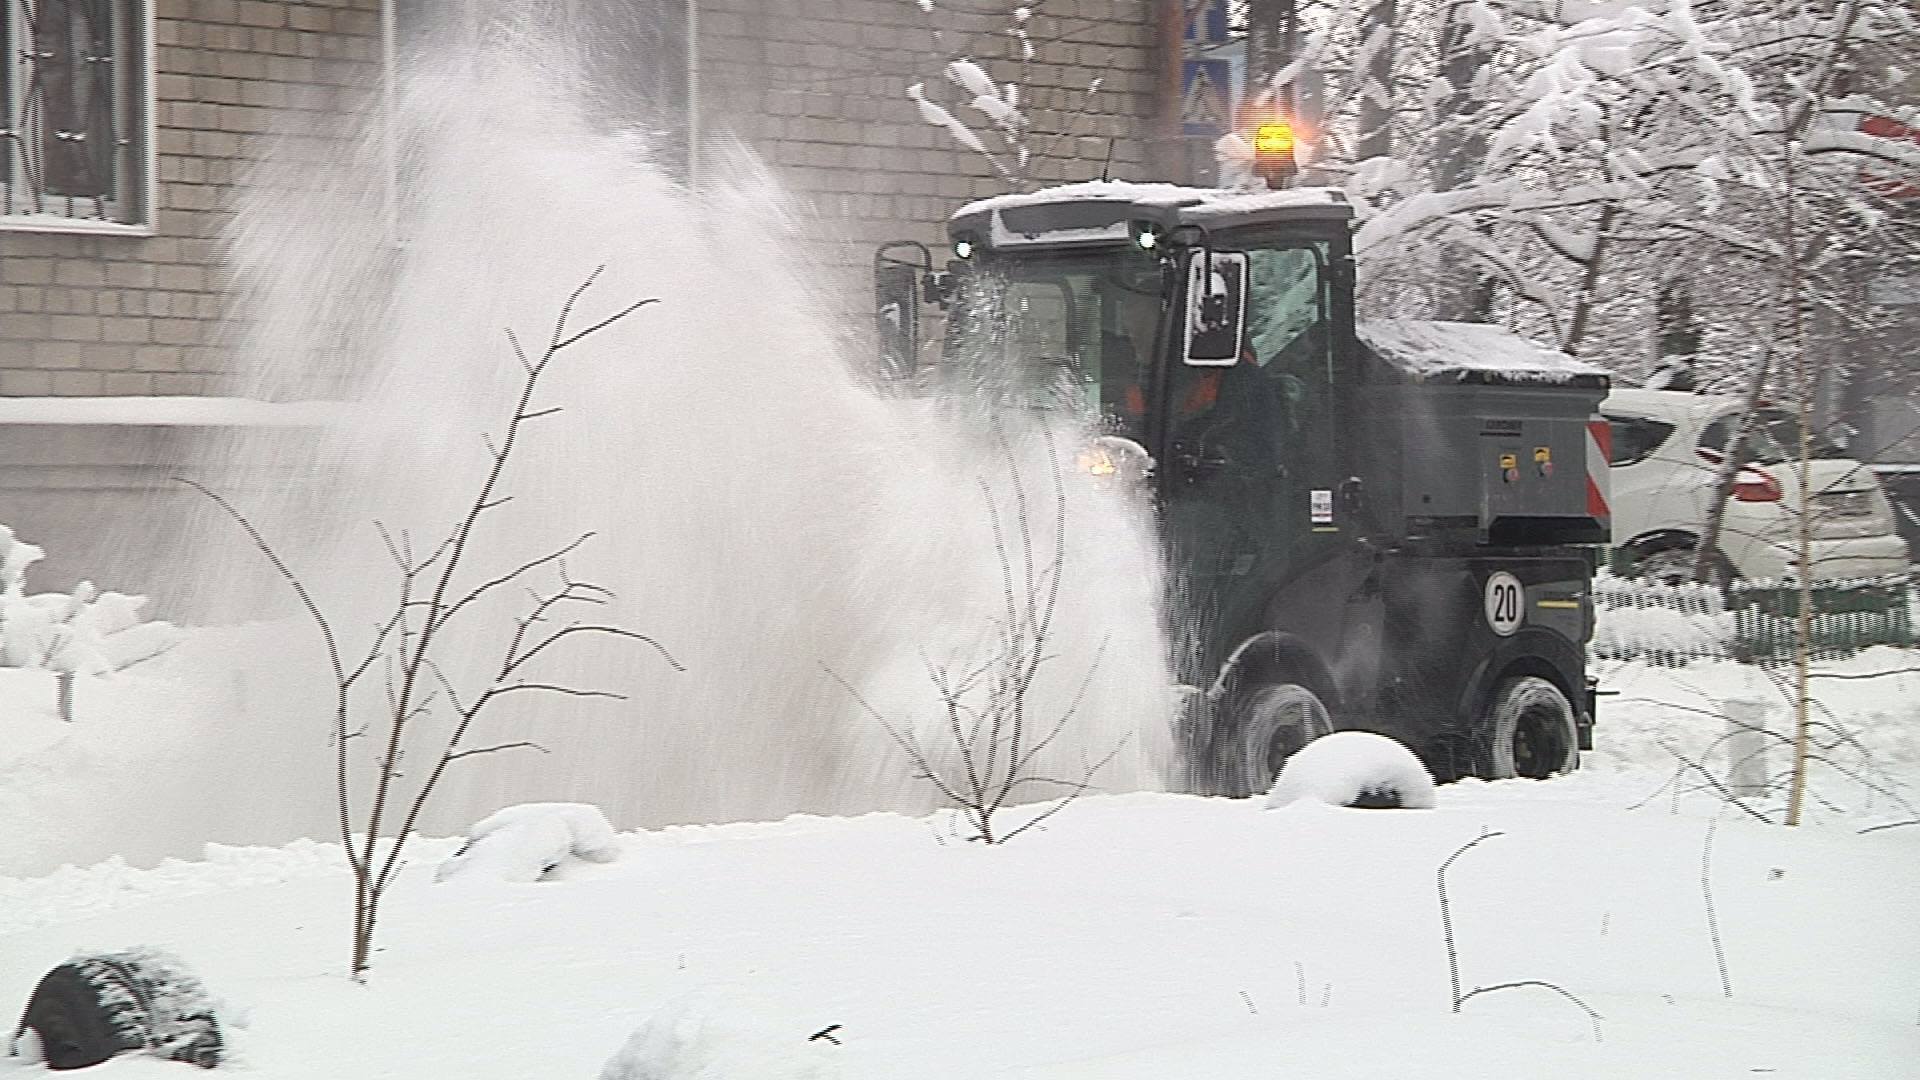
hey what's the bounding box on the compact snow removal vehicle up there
[876,175,1612,796]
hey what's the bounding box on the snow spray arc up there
[191,28,1174,838]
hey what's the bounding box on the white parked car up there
[1602,388,1909,582]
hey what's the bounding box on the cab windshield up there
[947,247,1164,441]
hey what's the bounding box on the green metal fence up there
[1591,571,1919,666]
[1726,577,1919,662]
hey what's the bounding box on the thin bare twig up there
[445,740,550,763]
[1858,819,1920,835]
[1661,744,1776,824]
[1456,981,1604,1042]
[1439,828,1506,1013]
[1703,817,1733,998]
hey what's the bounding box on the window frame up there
[1603,414,1677,467]
[0,0,156,236]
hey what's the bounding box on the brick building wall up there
[0,0,1169,596]
[0,0,1165,398]
[0,0,382,397]
[697,0,1161,286]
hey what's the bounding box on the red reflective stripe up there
[1586,418,1611,520]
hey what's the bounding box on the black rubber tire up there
[1483,676,1580,780]
[1628,538,1734,588]
[1225,683,1333,797]
[13,963,147,1071]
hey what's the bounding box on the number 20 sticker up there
[1484,571,1524,636]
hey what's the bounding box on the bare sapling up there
[186,268,679,980]
[830,426,1123,844]
[1437,829,1603,1041]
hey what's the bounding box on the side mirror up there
[1184,251,1247,367]
[874,241,932,380]
[874,264,919,379]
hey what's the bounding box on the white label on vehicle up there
[1310,489,1333,524]
[1484,571,1524,637]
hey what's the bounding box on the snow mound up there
[1265,731,1437,810]
[0,524,181,676]
[0,840,358,936]
[599,989,842,1080]
[435,802,620,884]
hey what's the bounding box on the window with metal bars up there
[1,0,149,229]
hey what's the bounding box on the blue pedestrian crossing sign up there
[1185,0,1230,44]
[1182,59,1232,138]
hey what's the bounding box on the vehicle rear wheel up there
[1482,676,1579,780]
[1227,683,1333,797]
[1629,538,1734,588]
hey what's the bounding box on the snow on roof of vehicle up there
[955,180,1349,219]
[951,182,1352,247]
[1357,320,1609,386]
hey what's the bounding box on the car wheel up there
[1481,676,1580,780]
[1629,539,1734,587]
[1226,683,1333,797]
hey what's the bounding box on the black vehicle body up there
[880,182,1610,793]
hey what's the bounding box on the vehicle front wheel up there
[1226,683,1333,797]
[1481,676,1580,780]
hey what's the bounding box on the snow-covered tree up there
[901,1,1138,192]
[1261,0,1917,387]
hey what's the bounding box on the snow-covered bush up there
[1265,731,1437,810]
[598,989,841,1080]
[0,524,180,677]
[435,802,621,884]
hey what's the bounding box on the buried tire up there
[11,951,222,1071]
[1482,675,1580,780]
[12,963,147,1070]
[1224,683,1333,797]
[1265,730,1437,809]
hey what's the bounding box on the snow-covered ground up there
[3,638,1917,1077]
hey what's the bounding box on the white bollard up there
[1722,698,1771,800]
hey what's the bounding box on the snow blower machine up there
[875,136,1612,797]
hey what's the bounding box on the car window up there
[1603,415,1675,466]
[1699,415,1792,465]
[1756,408,1847,458]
